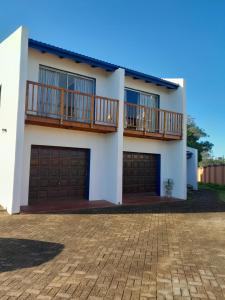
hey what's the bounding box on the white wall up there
[124,137,171,197]
[28,49,119,99]
[0,27,28,213]
[124,78,187,200]
[22,125,114,205]
[125,76,183,113]
[123,138,186,199]
[27,50,126,205]
[167,79,187,199]
[23,126,187,205]
[22,69,125,206]
[187,147,198,190]
[104,68,125,204]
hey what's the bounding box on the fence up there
[198,165,225,185]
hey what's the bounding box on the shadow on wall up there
[0,238,64,272]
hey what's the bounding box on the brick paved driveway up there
[1,189,225,299]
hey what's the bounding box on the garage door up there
[123,152,160,195]
[29,145,90,204]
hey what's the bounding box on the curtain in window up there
[38,67,94,122]
[139,93,159,132]
[139,93,158,108]
[124,89,140,128]
[124,89,159,132]
[38,68,60,117]
[67,75,94,122]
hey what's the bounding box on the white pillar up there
[0,26,28,214]
[104,68,125,204]
[167,78,187,199]
[187,147,198,190]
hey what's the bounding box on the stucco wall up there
[22,125,119,205]
[22,68,126,206]
[0,27,28,213]
[28,49,119,99]
[124,137,186,199]
[187,147,198,190]
[166,79,187,199]
[124,77,187,199]
[125,76,183,113]
[103,68,125,204]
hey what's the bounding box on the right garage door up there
[123,152,160,195]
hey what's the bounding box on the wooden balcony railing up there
[124,102,183,140]
[25,81,119,133]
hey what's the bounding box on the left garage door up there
[28,145,90,204]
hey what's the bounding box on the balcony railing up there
[25,81,119,132]
[124,102,183,140]
[25,82,183,140]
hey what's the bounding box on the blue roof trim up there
[28,39,179,90]
[125,69,178,89]
[28,39,118,72]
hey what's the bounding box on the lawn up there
[199,182,225,203]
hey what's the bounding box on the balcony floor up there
[25,115,117,134]
[124,128,182,141]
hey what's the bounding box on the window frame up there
[124,87,160,108]
[38,65,96,95]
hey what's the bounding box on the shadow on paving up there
[0,238,64,272]
[65,188,225,215]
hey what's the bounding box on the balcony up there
[25,81,119,133]
[124,102,183,140]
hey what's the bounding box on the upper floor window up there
[36,66,97,122]
[124,88,159,109]
[39,66,95,95]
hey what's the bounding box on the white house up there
[0,26,187,214]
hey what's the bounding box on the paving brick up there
[0,189,225,299]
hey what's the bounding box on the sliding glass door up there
[124,88,159,132]
[38,66,95,122]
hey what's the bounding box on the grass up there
[199,182,225,203]
[187,189,195,202]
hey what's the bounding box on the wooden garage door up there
[29,145,90,204]
[123,152,160,195]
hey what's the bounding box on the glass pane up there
[139,93,159,108]
[38,67,95,123]
[125,89,139,104]
[68,75,75,90]
[38,68,60,117]
[58,73,67,89]
[74,76,94,94]
[66,75,94,122]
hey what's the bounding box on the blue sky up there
[1,0,225,157]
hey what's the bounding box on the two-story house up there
[0,27,186,214]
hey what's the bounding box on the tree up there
[200,156,225,167]
[187,116,213,163]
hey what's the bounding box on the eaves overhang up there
[28,39,179,90]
